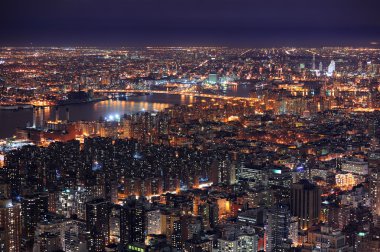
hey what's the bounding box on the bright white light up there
[106,114,121,122]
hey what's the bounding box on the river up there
[0,85,252,138]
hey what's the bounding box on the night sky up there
[1,0,379,47]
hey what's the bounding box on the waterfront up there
[0,94,190,138]
[0,85,252,138]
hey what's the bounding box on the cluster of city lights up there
[105,114,121,122]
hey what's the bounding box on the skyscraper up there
[290,180,321,230]
[268,166,293,202]
[120,198,147,249]
[369,151,380,227]
[171,219,183,250]
[327,60,335,76]
[266,203,291,252]
[147,209,162,235]
[64,219,87,252]
[358,60,363,72]
[0,198,21,252]
[86,198,110,252]
[21,193,49,243]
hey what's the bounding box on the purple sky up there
[0,0,379,47]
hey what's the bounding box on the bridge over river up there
[93,89,255,101]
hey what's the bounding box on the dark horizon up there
[1,0,379,47]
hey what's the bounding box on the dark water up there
[0,85,252,138]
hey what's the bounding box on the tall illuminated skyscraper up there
[0,198,21,252]
[327,60,335,76]
[266,203,291,252]
[147,209,162,235]
[120,198,147,249]
[86,198,110,252]
[21,193,49,243]
[369,151,380,227]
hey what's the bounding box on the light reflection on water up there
[93,100,172,114]
[0,94,194,138]
[0,85,252,138]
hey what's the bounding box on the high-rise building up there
[171,215,202,249]
[209,203,219,229]
[5,146,46,198]
[147,209,162,235]
[369,152,380,227]
[211,154,236,185]
[64,219,87,252]
[109,204,121,243]
[21,193,49,242]
[83,137,114,200]
[289,216,299,246]
[0,198,21,252]
[266,204,291,252]
[198,203,210,230]
[86,198,110,252]
[290,180,321,230]
[120,198,147,249]
[268,166,292,202]
[327,60,335,76]
[161,211,180,242]
[171,219,183,250]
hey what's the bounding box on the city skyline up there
[1,0,380,251]
[0,45,379,251]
